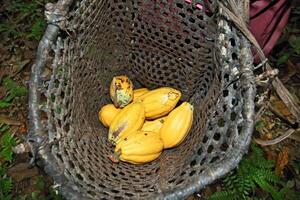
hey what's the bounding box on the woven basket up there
[28,0,255,199]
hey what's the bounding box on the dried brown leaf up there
[275,147,290,176]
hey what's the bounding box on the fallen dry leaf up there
[275,147,290,176]
[0,86,6,99]
[7,162,39,182]
[270,95,293,117]
[0,115,22,126]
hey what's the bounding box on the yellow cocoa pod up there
[110,75,134,108]
[160,102,193,149]
[108,102,145,143]
[133,88,149,101]
[141,117,167,133]
[114,130,163,164]
[98,104,121,127]
[137,87,181,119]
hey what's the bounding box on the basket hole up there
[50,93,55,102]
[226,130,232,138]
[231,98,238,106]
[88,175,95,181]
[176,34,182,39]
[202,135,208,143]
[68,161,75,168]
[224,73,229,81]
[221,143,229,151]
[185,38,191,44]
[232,52,238,60]
[111,189,120,193]
[213,132,221,141]
[168,178,176,183]
[79,165,85,172]
[189,170,196,176]
[190,160,197,167]
[176,179,184,185]
[56,153,63,163]
[87,190,96,196]
[189,17,195,23]
[76,173,84,181]
[197,148,203,155]
[223,90,228,97]
[233,83,238,90]
[141,184,150,189]
[124,193,134,197]
[194,43,200,49]
[210,156,220,163]
[230,38,236,46]
[155,167,160,173]
[179,12,185,18]
[230,112,237,121]
[63,124,70,132]
[223,105,227,112]
[176,3,184,9]
[217,118,225,127]
[200,158,206,165]
[207,145,214,153]
[238,125,242,133]
[109,171,117,177]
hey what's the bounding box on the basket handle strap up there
[27,0,73,164]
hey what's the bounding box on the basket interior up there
[44,0,247,199]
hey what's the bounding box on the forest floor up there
[0,1,299,200]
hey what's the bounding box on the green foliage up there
[288,36,300,55]
[0,77,28,109]
[0,0,54,40]
[209,144,292,200]
[27,19,47,40]
[275,7,300,66]
[0,123,15,200]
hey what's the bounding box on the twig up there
[254,128,298,146]
[255,102,269,122]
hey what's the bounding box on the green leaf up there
[0,176,13,197]
[0,77,28,108]
[3,77,28,97]
[0,125,10,133]
[0,132,16,147]
[0,147,13,162]
[289,36,300,54]
[209,190,237,200]
[28,19,46,40]
[255,120,266,129]
[276,52,290,65]
[0,101,12,109]
[0,132,16,162]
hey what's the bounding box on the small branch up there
[254,128,298,146]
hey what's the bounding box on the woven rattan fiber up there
[28,1,256,199]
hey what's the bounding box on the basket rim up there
[27,1,255,199]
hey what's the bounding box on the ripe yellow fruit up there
[108,102,145,143]
[110,75,134,108]
[133,88,149,101]
[112,130,163,164]
[141,117,167,133]
[137,87,181,119]
[98,104,121,127]
[160,102,193,149]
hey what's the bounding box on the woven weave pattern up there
[28,0,255,199]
